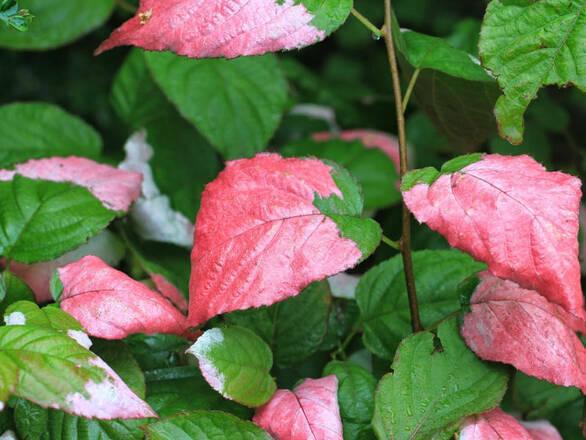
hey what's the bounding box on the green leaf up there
[372,317,509,440]
[0,176,117,263]
[125,333,190,372]
[324,360,377,440]
[512,371,581,419]
[312,160,382,259]
[145,52,288,160]
[395,28,501,150]
[281,138,400,210]
[92,340,146,400]
[110,49,175,130]
[13,398,148,440]
[145,366,251,419]
[298,0,353,35]
[143,411,272,440]
[479,0,586,144]
[0,102,102,168]
[0,272,34,318]
[357,250,485,359]
[0,0,33,31]
[319,298,360,352]
[4,301,83,332]
[225,281,331,367]
[186,327,276,407]
[0,0,114,49]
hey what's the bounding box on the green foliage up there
[0,102,102,168]
[145,52,288,160]
[0,176,117,263]
[372,318,509,440]
[298,0,353,34]
[0,0,32,31]
[0,272,34,317]
[480,0,586,144]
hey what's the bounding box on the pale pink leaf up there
[403,154,583,318]
[95,0,328,59]
[460,408,533,440]
[150,273,188,313]
[7,230,125,303]
[59,256,188,339]
[313,129,402,172]
[461,272,586,393]
[188,153,365,326]
[253,375,343,440]
[521,420,563,440]
[0,157,142,212]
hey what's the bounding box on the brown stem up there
[382,0,423,333]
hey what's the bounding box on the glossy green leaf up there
[319,297,360,352]
[0,0,32,31]
[186,327,276,407]
[324,360,377,440]
[512,371,581,419]
[145,366,251,419]
[480,0,586,144]
[125,333,190,372]
[145,52,288,160]
[372,318,508,440]
[4,301,83,332]
[395,28,501,150]
[0,272,34,318]
[13,398,148,440]
[143,411,272,440]
[0,0,114,49]
[225,281,331,367]
[357,250,485,359]
[281,138,400,210]
[0,176,117,263]
[0,102,102,168]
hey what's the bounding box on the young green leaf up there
[372,317,508,440]
[188,153,381,327]
[0,103,102,169]
[187,327,276,407]
[96,0,352,59]
[58,256,189,340]
[224,280,331,367]
[402,153,583,319]
[253,375,343,440]
[0,177,119,263]
[356,250,485,359]
[462,272,586,394]
[281,137,400,210]
[0,0,114,50]
[143,411,272,440]
[145,52,288,160]
[394,28,501,149]
[0,325,156,419]
[4,301,85,335]
[479,0,586,144]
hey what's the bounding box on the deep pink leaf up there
[521,421,563,440]
[403,154,583,318]
[253,375,343,440]
[462,272,586,393]
[460,408,533,439]
[188,153,362,326]
[96,0,325,59]
[59,256,188,339]
[150,273,188,313]
[0,157,142,212]
[313,129,401,172]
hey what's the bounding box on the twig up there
[401,68,420,113]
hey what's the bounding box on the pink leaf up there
[188,153,363,326]
[460,408,533,439]
[461,272,586,393]
[95,0,326,59]
[150,273,188,313]
[0,157,142,212]
[403,154,583,318]
[521,421,563,440]
[253,376,343,440]
[59,256,188,339]
[313,130,401,172]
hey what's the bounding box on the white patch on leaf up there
[0,401,4,412]
[187,328,226,393]
[0,430,17,440]
[290,104,339,131]
[4,312,25,326]
[67,329,93,350]
[327,272,360,299]
[119,130,194,248]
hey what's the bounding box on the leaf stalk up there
[350,8,383,38]
[382,0,423,333]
